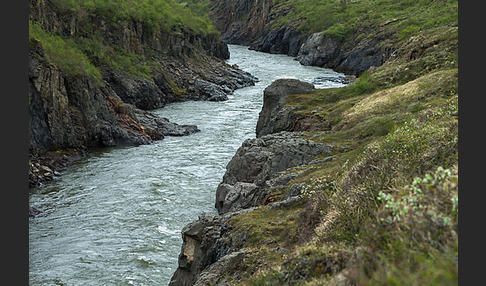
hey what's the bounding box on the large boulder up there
[215,131,333,214]
[296,33,341,67]
[256,79,314,138]
[169,209,253,286]
[103,70,167,110]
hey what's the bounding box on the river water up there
[29,45,346,285]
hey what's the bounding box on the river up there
[29,45,346,285]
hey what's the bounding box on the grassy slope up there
[217,1,458,285]
[50,0,219,35]
[272,0,457,41]
[29,0,219,81]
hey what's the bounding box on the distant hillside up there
[208,0,458,75]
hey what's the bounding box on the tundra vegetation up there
[31,0,458,284]
[29,0,219,81]
[187,0,458,284]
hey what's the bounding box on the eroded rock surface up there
[256,79,314,138]
[169,209,253,286]
[215,131,333,214]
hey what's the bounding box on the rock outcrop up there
[170,79,333,285]
[256,79,314,138]
[28,40,201,187]
[208,0,393,75]
[102,70,168,110]
[249,26,305,57]
[296,32,391,75]
[28,0,257,187]
[215,131,332,214]
[29,40,199,153]
[169,209,253,286]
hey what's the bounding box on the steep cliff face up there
[209,0,305,57]
[29,0,256,108]
[29,40,153,153]
[30,0,230,60]
[28,39,201,186]
[209,0,272,45]
[28,0,257,187]
[210,0,395,75]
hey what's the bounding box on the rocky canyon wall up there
[28,0,257,187]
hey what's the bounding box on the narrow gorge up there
[29,0,458,285]
[28,0,256,188]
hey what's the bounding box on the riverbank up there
[28,0,458,284]
[28,44,345,285]
[168,1,458,283]
[28,0,257,188]
[208,0,457,75]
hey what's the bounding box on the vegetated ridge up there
[208,0,457,75]
[28,0,257,189]
[169,0,458,285]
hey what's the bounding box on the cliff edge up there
[28,0,257,187]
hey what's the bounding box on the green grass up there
[74,36,160,80]
[31,0,225,83]
[30,21,160,80]
[50,0,219,36]
[29,21,101,81]
[238,90,458,284]
[271,0,457,43]
[229,201,304,249]
[219,21,457,284]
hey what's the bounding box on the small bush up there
[353,165,458,285]
[321,23,349,42]
[298,176,337,242]
[349,71,378,95]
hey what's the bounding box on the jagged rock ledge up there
[170,79,332,285]
[28,0,258,190]
[28,40,201,188]
[215,131,332,214]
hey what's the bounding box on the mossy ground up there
[223,20,458,285]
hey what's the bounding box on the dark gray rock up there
[215,131,333,214]
[103,70,167,110]
[256,79,314,138]
[269,196,302,209]
[287,183,306,198]
[193,250,248,286]
[215,182,260,214]
[266,171,302,192]
[169,209,254,286]
[194,79,229,101]
[209,0,272,46]
[29,43,152,153]
[132,109,200,137]
[250,27,304,56]
[297,32,390,75]
[297,33,341,67]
